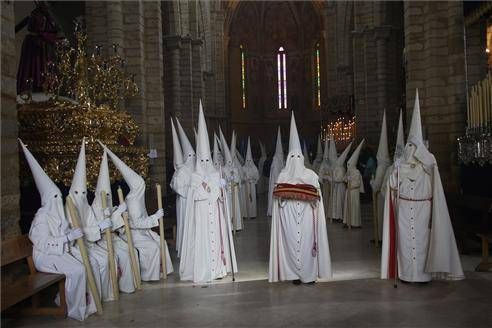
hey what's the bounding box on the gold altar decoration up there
[18,25,148,189]
[321,116,356,143]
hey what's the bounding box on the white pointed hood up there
[376,110,390,165]
[171,118,184,170]
[19,139,62,207]
[328,137,337,164]
[277,112,317,185]
[69,139,91,221]
[314,136,323,163]
[243,137,259,178]
[245,137,253,162]
[20,139,68,232]
[303,141,311,166]
[322,138,329,161]
[347,139,365,169]
[336,141,353,167]
[176,117,195,168]
[260,141,267,159]
[274,127,284,160]
[92,150,112,219]
[213,132,222,169]
[405,89,434,167]
[230,131,237,160]
[195,100,215,175]
[220,128,233,165]
[100,141,148,220]
[394,109,405,161]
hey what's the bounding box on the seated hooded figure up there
[327,141,352,222]
[343,139,365,228]
[174,117,196,256]
[268,112,332,284]
[102,142,173,281]
[242,137,260,218]
[20,139,97,321]
[67,139,114,302]
[219,128,243,231]
[381,90,464,282]
[267,127,285,216]
[91,149,139,294]
[180,102,238,283]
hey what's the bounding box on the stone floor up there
[3,197,491,327]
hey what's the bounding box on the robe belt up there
[390,188,432,202]
[348,186,360,190]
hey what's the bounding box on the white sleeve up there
[29,215,66,256]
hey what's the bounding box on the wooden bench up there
[1,235,67,317]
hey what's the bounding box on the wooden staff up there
[66,196,103,314]
[117,187,141,290]
[101,191,119,300]
[231,182,237,235]
[156,184,167,280]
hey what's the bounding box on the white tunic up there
[328,166,346,220]
[243,163,259,218]
[170,164,192,257]
[29,204,97,321]
[381,162,464,282]
[342,168,364,227]
[269,170,332,283]
[180,171,238,283]
[222,164,243,231]
[267,156,284,216]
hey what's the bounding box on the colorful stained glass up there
[240,45,246,109]
[316,45,321,108]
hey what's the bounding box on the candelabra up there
[457,126,492,166]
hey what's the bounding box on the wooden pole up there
[232,183,237,235]
[101,191,119,300]
[156,184,167,280]
[66,196,103,314]
[117,187,141,290]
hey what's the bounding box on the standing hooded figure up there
[257,141,268,194]
[180,102,238,283]
[21,139,97,321]
[67,139,114,302]
[102,142,173,281]
[267,127,285,216]
[319,137,336,217]
[242,137,260,218]
[343,139,365,228]
[213,133,224,169]
[379,110,405,241]
[175,117,196,254]
[303,141,312,169]
[170,118,193,257]
[92,150,138,294]
[268,113,332,283]
[370,111,390,238]
[312,136,323,172]
[231,131,247,217]
[220,128,243,231]
[381,90,464,282]
[327,141,352,221]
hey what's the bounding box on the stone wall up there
[1,1,20,238]
[404,1,467,192]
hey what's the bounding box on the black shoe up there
[292,279,302,285]
[305,281,315,285]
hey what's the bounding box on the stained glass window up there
[240,45,246,109]
[315,43,321,108]
[277,47,287,109]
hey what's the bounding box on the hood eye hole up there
[75,191,78,194]
[297,155,300,158]
[290,155,294,158]
[54,195,58,198]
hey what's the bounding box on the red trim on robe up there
[388,193,398,279]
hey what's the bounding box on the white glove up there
[103,208,111,217]
[150,208,164,221]
[66,228,84,242]
[394,158,402,169]
[220,178,227,187]
[98,218,113,232]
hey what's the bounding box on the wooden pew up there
[1,235,67,316]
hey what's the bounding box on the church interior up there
[1,1,492,327]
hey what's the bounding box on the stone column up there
[179,36,194,132]
[1,1,20,238]
[192,38,204,114]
